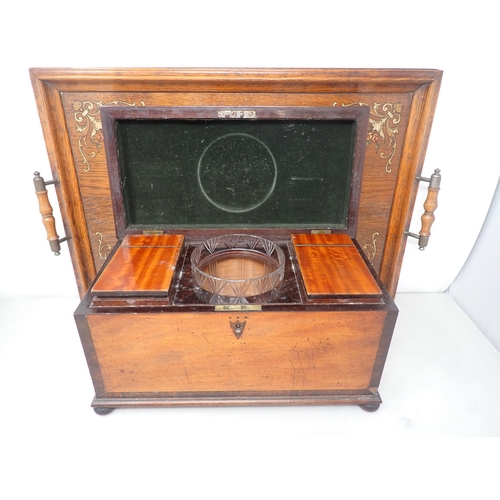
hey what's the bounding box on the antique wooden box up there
[72,104,398,413]
[30,68,442,414]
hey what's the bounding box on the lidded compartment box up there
[75,105,398,412]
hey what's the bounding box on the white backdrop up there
[1,2,499,496]
[1,0,499,298]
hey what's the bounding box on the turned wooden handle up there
[33,171,61,255]
[416,169,441,250]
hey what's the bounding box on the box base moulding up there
[91,393,384,415]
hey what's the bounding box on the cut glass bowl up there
[191,234,285,298]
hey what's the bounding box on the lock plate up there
[229,319,246,339]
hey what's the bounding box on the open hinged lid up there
[101,106,369,240]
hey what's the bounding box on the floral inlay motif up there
[96,232,112,261]
[72,100,145,172]
[333,102,403,173]
[362,232,379,262]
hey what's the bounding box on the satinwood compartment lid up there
[291,233,382,297]
[101,106,369,239]
[91,234,184,296]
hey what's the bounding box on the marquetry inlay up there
[72,100,146,172]
[333,102,403,173]
[362,232,380,262]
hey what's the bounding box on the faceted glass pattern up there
[191,234,285,298]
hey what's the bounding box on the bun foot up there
[93,407,114,416]
[359,404,380,412]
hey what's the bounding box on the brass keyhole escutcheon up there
[229,318,246,339]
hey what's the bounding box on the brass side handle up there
[405,169,441,250]
[33,171,69,255]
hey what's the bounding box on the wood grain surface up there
[91,234,183,295]
[88,310,387,393]
[292,234,381,297]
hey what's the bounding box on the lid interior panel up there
[101,106,369,238]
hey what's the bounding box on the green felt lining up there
[115,118,356,229]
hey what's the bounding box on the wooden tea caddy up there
[30,68,442,414]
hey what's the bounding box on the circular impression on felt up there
[197,133,277,213]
